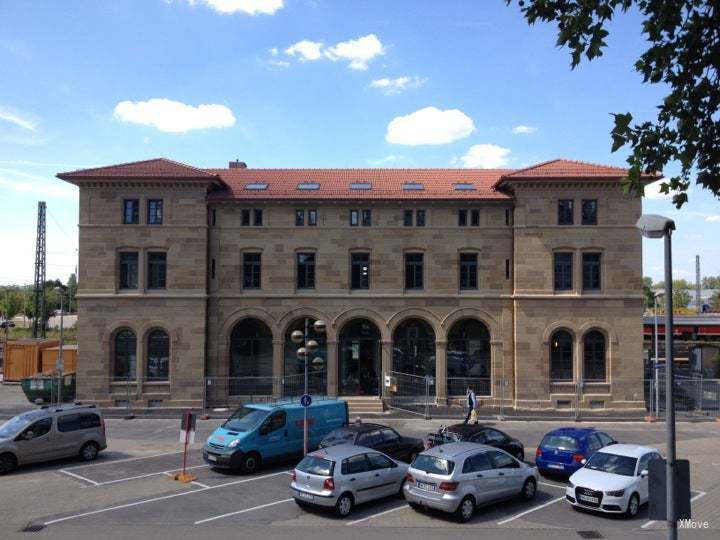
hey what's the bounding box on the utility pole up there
[32,202,47,338]
[695,255,701,314]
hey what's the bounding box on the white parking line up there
[62,450,187,470]
[58,469,101,486]
[346,504,409,525]
[496,496,565,525]
[161,471,210,489]
[194,498,294,525]
[94,464,211,486]
[640,490,706,529]
[43,470,292,526]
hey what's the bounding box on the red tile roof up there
[56,157,650,200]
[57,158,219,181]
[208,168,513,200]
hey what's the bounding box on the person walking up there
[464,386,476,424]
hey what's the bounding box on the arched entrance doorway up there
[229,318,273,395]
[284,317,327,396]
[392,318,436,397]
[447,318,491,396]
[338,319,381,396]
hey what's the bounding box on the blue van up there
[203,399,348,473]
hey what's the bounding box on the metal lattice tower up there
[32,201,47,338]
[695,255,701,314]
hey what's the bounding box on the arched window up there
[338,319,381,396]
[114,329,136,381]
[583,330,606,381]
[284,318,327,395]
[447,318,491,396]
[392,318,436,378]
[229,318,273,395]
[146,330,169,381]
[550,330,573,381]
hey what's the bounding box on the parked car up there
[404,442,538,522]
[291,445,408,517]
[535,427,616,476]
[426,424,525,461]
[319,422,424,463]
[566,444,661,517]
[0,404,106,474]
[203,399,348,473]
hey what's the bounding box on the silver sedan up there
[291,445,409,517]
[404,442,538,522]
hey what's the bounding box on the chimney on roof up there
[229,160,247,169]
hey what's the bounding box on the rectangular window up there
[253,209,263,226]
[241,209,250,226]
[558,199,574,225]
[582,252,601,291]
[147,199,163,225]
[416,209,426,227]
[505,258,510,280]
[123,199,139,225]
[147,252,167,290]
[458,209,467,227]
[403,210,413,227]
[308,209,317,226]
[211,258,216,279]
[582,199,598,225]
[297,252,315,289]
[119,252,138,289]
[405,253,424,290]
[459,253,478,289]
[211,209,217,226]
[350,252,370,290]
[295,209,305,226]
[243,253,262,289]
[350,210,359,227]
[470,209,480,227]
[554,252,573,291]
[361,209,372,227]
[505,208,511,226]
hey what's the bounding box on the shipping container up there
[41,344,78,373]
[2,339,59,382]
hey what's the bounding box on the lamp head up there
[636,214,675,239]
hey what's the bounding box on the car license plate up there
[579,494,599,504]
[206,454,217,462]
[416,481,436,492]
[547,463,564,470]
[297,491,314,502]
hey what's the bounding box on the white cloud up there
[0,168,77,201]
[280,34,385,70]
[0,105,38,131]
[386,106,475,146]
[189,0,283,15]
[706,215,720,223]
[113,98,236,133]
[284,40,324,62]
[460,144,511,168]
[644,178,680,199]
[324,33,384,70]
[369,76,426,95]
[512,125,537,135]
[367,154,405,166]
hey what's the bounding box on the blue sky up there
[0,0,718,285]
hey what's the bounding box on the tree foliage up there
[673,287,692,309]
[701,275,720,289]
[508,0,720,207]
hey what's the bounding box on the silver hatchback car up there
[0,404,107,474]
[404,442,538,522]
[291,445,409,517]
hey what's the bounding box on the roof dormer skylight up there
[244,183,268,190]
[402,182,424,190]
[297,182,320,190]
[350,182,372,190]
[453,183,476,191]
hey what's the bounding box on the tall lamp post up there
[653,292,663,419]
[290,318,326,456]
[54,282,67,406]
[636,214,677,540]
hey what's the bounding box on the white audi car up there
[565,444,662,517]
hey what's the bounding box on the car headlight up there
[228,439,241,448]
[606,489,625,497]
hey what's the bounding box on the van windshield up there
[222,407,268,432]
[0,410,46,438]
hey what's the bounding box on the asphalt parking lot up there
[1,418,718,540]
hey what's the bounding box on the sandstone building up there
[57,158,652,411]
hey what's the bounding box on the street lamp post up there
[637,214,677,540]
[291,319,326,456]
[54,282,67,407]
[653,292,663,419]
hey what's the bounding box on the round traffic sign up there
[300,394,312,408]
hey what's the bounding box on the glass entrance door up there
[338,319,381,396]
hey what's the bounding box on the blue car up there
[203,399,349,473]
[535,427,617,475]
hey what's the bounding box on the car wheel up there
[79,442,99,462]
[0,453,17,475]
[626,493,640,518]
[520,477,537,500]
[335,493,354,517]
[241,452,261,474]
[397,478,407,497]
[454,495,475,523]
